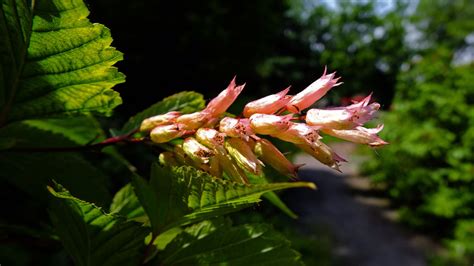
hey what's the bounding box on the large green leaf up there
[132,164,315,235]
[0,0,124,124]
[121,91,205,133]
[48,183,149,266]
[159,219,304,266]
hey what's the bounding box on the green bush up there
[362,48,474,263]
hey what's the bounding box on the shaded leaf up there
[110,183,147,222]
[0,120,110,205]
[160,220,303,266]
[48,183,149,266]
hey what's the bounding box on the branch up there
[1,131,143,153]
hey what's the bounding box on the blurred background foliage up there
[2,0,473,265]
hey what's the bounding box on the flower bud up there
[249,114,293,135]
[176,111,210,130]
[254,138,302,178]
[204,77,245,117]
[140,111,181,132]
[215,148,249,184]
[195,128,226,149]
[272,122,321,144]
[158,152,179,167]
[225,138,263,175]
[322,125,388,147]
[287,68,342,113]
[219,117,254,140]
[208,155,222,179]
[243,87,291,117]
[306,94,380,129]
[297,140,345,172]
[182,137,215,164]
[150,123,186,143]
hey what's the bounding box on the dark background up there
[88,0,409,118]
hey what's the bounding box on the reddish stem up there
[1,130,141,153]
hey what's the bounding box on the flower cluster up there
[140,69,387,183]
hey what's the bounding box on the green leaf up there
[132,164,315,234]
[247,171,300,219]
[48,183,149,266]
[159,220,304,266]
[121,91,205,133]
[110,183,147,222]
[0,0,124,124]
[0,120,111,205]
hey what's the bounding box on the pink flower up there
[254,138,303,178]
[322,125,388,147]
[306,94,380,129]
[297,140,346,172]
[249,114,294,135]
[219,117,254,140]
[204,77,245,117]
[243,87,291,117]
[150,123,187,143]
[287,68,342,113]
[176,111,210,130]
[272,122,321,144]
[140,111,181,132]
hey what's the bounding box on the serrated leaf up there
[110,183,147,222]
[48,183,149,266]
[121,91,205,133]
[159,220,303,266]
[0,0,124,124]
[132,164,315,235]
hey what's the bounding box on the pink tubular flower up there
[297,140,345,172]
[204,77,245,117]
[306,94,380,129]
[219,117,254,140]
[254,138,302,178]
[243,87,291,117]
[322,125,388,147]
[272,122,321,145]
[182,137,215,164]
[286,68,342,113]
[140,111,181,132]
[176,111,210,130]
[249,114,293,135]
[150,123,186,143]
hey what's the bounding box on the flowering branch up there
[144,68,387,179]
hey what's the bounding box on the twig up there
[1,130,142,153]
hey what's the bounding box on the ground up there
[281,143,440,266]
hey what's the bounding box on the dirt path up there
[281,143,436,266]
